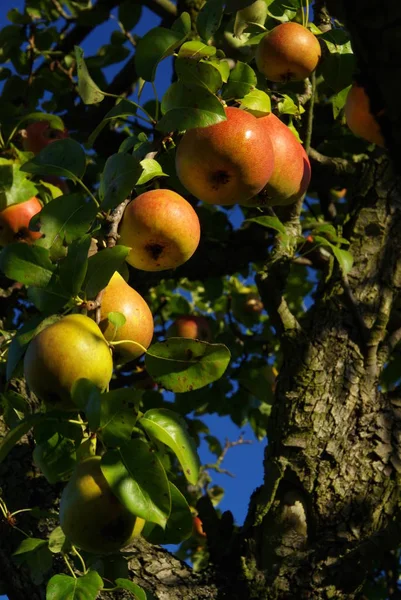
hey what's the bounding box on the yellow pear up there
[60,456,145,554]
[99,271,154,362]
[24,314,113,409]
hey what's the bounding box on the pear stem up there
[63,554,77,578]
[109,339,148,354]
[72,546,88,574]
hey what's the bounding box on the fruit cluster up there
[0,7,387,562]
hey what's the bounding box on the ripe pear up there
[242,114,311,207]
[0,197,42,246]
[60,456,145,554]
[24,314,113,409]
[118,189,200,271]
[175,107,275,206]
[168,315,212,342]
[99,271,154,362]
[256,22,321,82]
[345,83,385,147]
[22,121,68,154]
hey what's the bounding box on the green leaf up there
[13,536,53,585]
[175,57,223,94]
[313,236,353,275]
[0,414,43,464]
[246,215,286,235]
[48,526,71,554]
[157,82,226,132]
[101,439,171,528]
[145,338,231,393]
[97,388,141,447]
[330,245,354,275]
[33,432,77,484]
[115,579,153,600]
[320,51,355,94]
[31,193,97,257]
[135,27,187,82]
[140,408,200,485]
[0,243,54,287]
[196,0,224,42]
[142,481,193,544]
[277,94,304,116]
[240,89,271,116]
[59,235,91,296]
[221,61,257,100]
[27,277,72,314]
[118,2,142,31]
[13,112,66,133]
[13,537,47,556]
[178,41,217,60]
[99,153,142,211]
[46,571,104,600]
[172,11,191,36]
[84,245,131,298]
[107,311,126,329]
[332,85,351,119]
[0,159,38,210]
[75,46,104,105]
[20,139,87,180]
[136,158,168,186]
[6,315,58,380]
[87,98,140,148]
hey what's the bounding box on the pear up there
[24,314,113,409]
[256,22,321,82]
[21,121,68,154]
[168,315,212,342]
[345,83,385,147]
[175,107,275,206]
[60,456,144,554]
[118,189,200,271]
[99,271,154,362]
[0,197,42,246]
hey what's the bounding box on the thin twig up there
[105,198,131,248]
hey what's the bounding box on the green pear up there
[60,456,145,554]
[24,314,113,410]
[99,271,154,362]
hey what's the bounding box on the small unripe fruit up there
[118,190,200,271]
[256,22,321,82]
[345,83,385,147]
[60,457,144,553]
[0,197,42,246]
[176,107,275,206]
[24,314,113,409]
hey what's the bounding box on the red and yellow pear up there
[175,107,275,206]
[118,189,200,271]
[168,315,212,342]
[24,314,113,409]
[21,121,69,154]
[256,22,321,82]
[242,114,311,207]
[60,456,145,554]
[0,196,42,246]
[345,83,385,147]
[99,271,154,362]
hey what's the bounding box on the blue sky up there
[0,1,267,595]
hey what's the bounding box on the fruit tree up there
[0,1,400,599]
